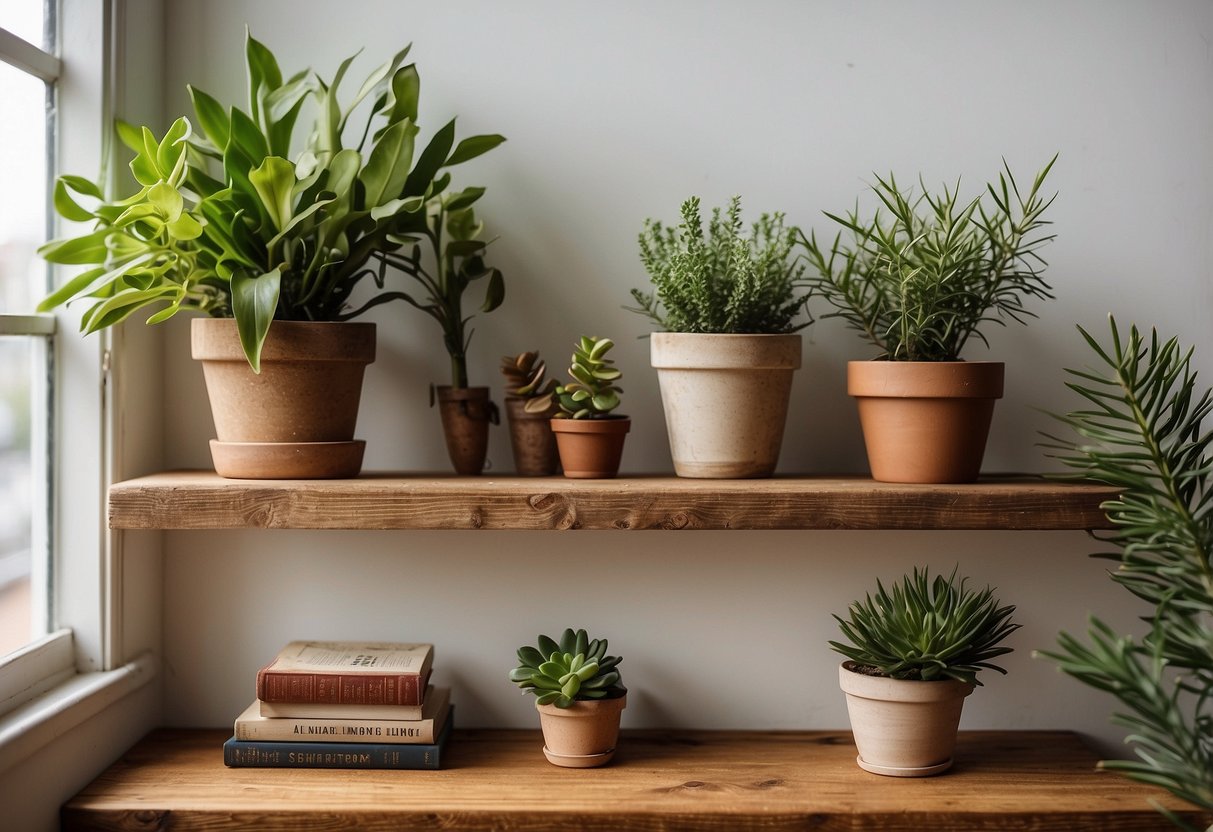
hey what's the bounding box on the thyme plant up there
[1040,318,1213,825]
[830,567,1019,686]
[630,196,808,333]
[799,158,1057,361]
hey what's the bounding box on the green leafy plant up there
[509,628,625,708]
[552,336,623,419]
[1038,318,1213,824]
[799,157,1057,361]
[38,32,505,372]
[630,195,808,333]
[501,350,557,414]
[830,567,1019,685]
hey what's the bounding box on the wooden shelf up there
[62,728,1205,831]
[107,471,1117,531]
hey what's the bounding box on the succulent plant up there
[830,567,1019,686]
[509,628,625,708]
[553,336,623,419]
[500,351,558,414]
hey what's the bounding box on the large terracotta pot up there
[847,361,1004,483]
[550,417,630,479]
[504,397,559,476]
[436,386,496,475]
[191,319,375,479]
[838,662,974,777]
[651,333,801,478]
[536,695,626,768]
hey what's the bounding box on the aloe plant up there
[830,567,1020,685]
[552,336,623,419]
[509,628,625,708]
[38,31,504,372]
[501,351,557,414]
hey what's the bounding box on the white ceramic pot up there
[651,333,801,478]
[838,662,974,777]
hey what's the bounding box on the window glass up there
[0,60,49,315]
[0,337,35,654]
[0,1,47,50]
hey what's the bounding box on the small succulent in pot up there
[553,336,623,419]
[510,627,625,708]
[500,351,558,415]
[830,566,1019,686]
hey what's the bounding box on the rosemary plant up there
[1039,318,1213,824]
[799,158,1057,361]
[830,567,1019,686]
[630,196,808,333]
[509,628,625,708]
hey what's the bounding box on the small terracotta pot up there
[550,417,630,479]
[847,361,1005,483]
[191,318,375,479]
[651,333,801,478]
[536,695,626,768]
[504,398,559,476]
[839,662,974,777]
[436,386,496,475]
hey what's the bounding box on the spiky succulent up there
[830,567,1019,685]
[554,336,623,419]
[509,628,625,708]
[500,351,558,414]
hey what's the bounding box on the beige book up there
[259,684,435,720]
[236,686,451,744]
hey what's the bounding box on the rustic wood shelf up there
[107,471,1117,531]
[62,728,1205,831]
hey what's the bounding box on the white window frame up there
[0,0,154,767]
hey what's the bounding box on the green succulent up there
[553,336,623,419]
[830,567,1019,685]
[501,350,557,414]
[509,628,625,708]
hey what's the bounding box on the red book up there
[256,641,434,706]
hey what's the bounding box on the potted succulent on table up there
[544,336,629,479]
[630,196,808,478]
[499,351,559,476]
[830,567,1019,777]
[509,628,626,768]
[38,32,505,479]
[799,158,1057,483]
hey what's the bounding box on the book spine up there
[223,737,441,769]
[255,669,428,705]
[236,716,440,744]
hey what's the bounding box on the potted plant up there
[37,32,504,478]
[509,628,626,768]
[799,158,1057,483]
[1039,318,1213,822]
[499,351,559,476]
[830,567,1019,777]
[545,336,629,479]
[630,196,808,478]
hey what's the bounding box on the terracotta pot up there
[190,318,375,479]
[536,695,626,767]
[847,361,1005,483]
[436,386,496,475]
[504,398,560,476]
[839,662,974,777]
[550,417,630,479]
[651,333,801,478]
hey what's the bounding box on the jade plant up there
[630,195,808,333]
[549,336,623,419]
[799,157,1057,361]
[38,31,504,371]
[1039,318,1213,822]
[509,628,625,708]
[830,567,1020,686]
[500,350,557,414]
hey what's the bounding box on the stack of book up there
[223,640,452,769]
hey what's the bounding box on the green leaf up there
[444,134,506,166]
[115,120,144,153]
[228,107,270,165]
[245,30,283,122]
[360,118,418,207]
[369,194,425,221]
[53,176,102,222]
[403,118,455,198]
[148,181,184,221]
[380,63,419,126]
[342,45,412,131]
[188,86,231,150]
[445,187,485,212]
[166,213,204,241]
[155,117,191,181]
[249,156,296,232]
[481,269,504,312]
[231,266,284,372]
[37,228,110,265]
[81,285,177,333]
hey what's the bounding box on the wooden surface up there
[62,728,1205,831]
[107,471,1118,530]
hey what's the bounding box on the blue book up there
[223,706,453,769]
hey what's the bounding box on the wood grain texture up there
[61,729,1206,831]
[107,472,1119,531]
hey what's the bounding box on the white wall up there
[151,0,1213,755]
